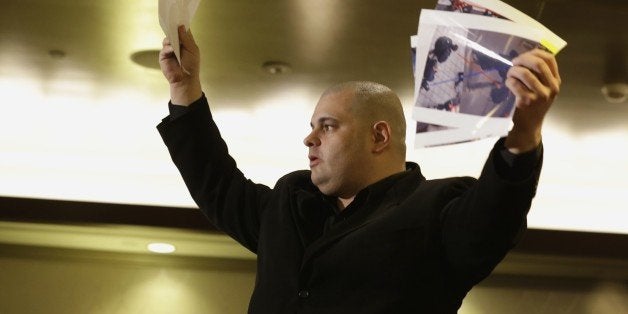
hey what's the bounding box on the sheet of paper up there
[158,0,201,69]
[458,0,566,53]
[411,1,566,148]
[412,10,546,148]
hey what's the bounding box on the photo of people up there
[411,9,548,147]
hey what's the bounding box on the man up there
[421,36,458,91]
[157,26,560,313]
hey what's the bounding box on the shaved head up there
[322,81,407,158]
[306,81,408,203]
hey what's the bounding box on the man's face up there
[303,90,371,197]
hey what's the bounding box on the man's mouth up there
[308,155,320,167]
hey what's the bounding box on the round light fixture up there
[262,61,292,75]
[147,242,176,254]
[601,83,628,103]
[48,49,66,59]
[131,49,161,70]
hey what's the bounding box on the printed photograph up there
[411,9,547,147]
[416,25,539,121]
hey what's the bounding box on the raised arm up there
[440,48,561,287]
[157,26,271,252]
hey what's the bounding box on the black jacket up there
[157,96,542,313]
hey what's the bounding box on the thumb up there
[178,25,196,48]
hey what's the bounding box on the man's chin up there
[310,176,323,188]
[311,176,329,193]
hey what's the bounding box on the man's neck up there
[335,164,406,211]
[336,196,355,211]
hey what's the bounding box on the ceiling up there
[0,0,627,253]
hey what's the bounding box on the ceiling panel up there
[0,0,627,235]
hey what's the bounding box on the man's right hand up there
[159,25,202,106]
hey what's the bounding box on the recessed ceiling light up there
[147,242,176,254]
[48,49,66,59]
[601,83,628,103]
[131,49,161,70]
[262,61,292,75]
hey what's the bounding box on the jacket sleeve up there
[156,95,271,253]
[439,137,543,286]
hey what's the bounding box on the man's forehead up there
[309,88,357,121]
[311,101,351,123]
[321,88,355,101]
[315,90,354,111]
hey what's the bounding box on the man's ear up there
[371,121,392,153]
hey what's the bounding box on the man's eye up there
[323,124,333,131]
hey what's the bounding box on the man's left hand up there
[504,48,561,154]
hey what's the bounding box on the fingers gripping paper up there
[158,0,201,68]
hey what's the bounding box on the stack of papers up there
[411,0,566,148]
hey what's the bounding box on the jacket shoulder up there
[422,176,477,199]
[274,170,316,190]
[426,176,476,187]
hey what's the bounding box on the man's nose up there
[303,131,320,147]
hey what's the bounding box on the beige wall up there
[1,246,626,314]
[0,247,256,314]
[463,275,628,314]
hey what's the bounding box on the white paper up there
[460,0,567,53]
[410,1,567,148]
[158,0,201,68]
[412,10,546,148]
